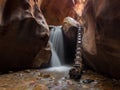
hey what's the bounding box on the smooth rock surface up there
[0,0,51,71]
[62,17,80,63]
[82,0,120,79]
[41,0,85,25]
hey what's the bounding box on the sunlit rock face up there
[83,0,120,79]
[0,0,51,71]
[41,0,85,25]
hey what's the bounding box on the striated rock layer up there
[41,0,85,25]
[82,0,120,79]
[0,0,51,71]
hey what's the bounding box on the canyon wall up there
[82,0,120,79]
[41,0,85,25]
[54,0,120,79]
[0,0,120,79]
[0,0,51,71]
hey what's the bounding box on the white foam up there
[42,66,72,72]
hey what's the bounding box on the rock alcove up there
[0,0,120,89]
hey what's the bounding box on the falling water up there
[49,26,64,67]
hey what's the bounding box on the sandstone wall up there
[82,0,120,79]
[41,0,85,25]
[61,0,120,79]
[0,0,51,71]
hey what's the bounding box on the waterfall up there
[49,26,64,67]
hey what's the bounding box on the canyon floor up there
[0,66,120,90]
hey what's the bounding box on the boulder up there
[62,17,79,63]
[0,0,51,71]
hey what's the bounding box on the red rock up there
[41,0,85,25]
[82,0,120,79]
[0,0,51,71]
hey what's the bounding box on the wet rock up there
[66,80,73,85]
[8,71,14,73]
[42,73,51,78]
[0,69,120,90]
[24,69,31,73]
[69,67,82,80]
[33,84,48,90]
[81,79,94,84]
[49,76,55,80]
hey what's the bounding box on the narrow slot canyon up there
[0,0,120,90]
